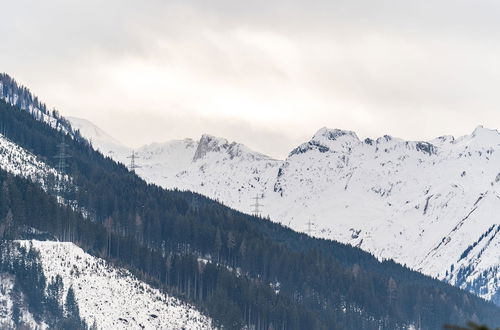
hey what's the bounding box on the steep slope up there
[72,119,500,305]
[264,126,500,304]
[68,117,281,206]
[18,240,214,330]
[0,240,87,330]
[0,73,72,134]
[148,134,281,206]
[67,116,130,159]
[241,127,493,305]
[0,133,64,187]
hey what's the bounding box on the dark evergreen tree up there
[46,274,64,320]
[65,286,79,318]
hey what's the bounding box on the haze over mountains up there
[70,116,500,306]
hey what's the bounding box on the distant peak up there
[193,134,272,162]
[289,127,360,157]
[199,134,229,145]
[469,125,500,142]
[67,116,123,146]
[375,135,394,143]
[193,134,229,161]
[312,127,359,142]
[471,125,499,136]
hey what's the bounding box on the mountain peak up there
[68,116,122,146]
[312,127,359,142]
[471,125,500,138]
[288,127,360,157]
[192,134,273,162]
[458,125,500,147]
[193,134,230,161]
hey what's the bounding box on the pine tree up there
[46,275,64,318]
[65,286,79,318]
[11,300,21,325]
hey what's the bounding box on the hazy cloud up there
[3,1,500,158]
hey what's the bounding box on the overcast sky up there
[3,0,500,158]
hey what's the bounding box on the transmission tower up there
[127,150,141,172]
[54,136,71,173]
[306,220,315,236]
[251,194,263,217]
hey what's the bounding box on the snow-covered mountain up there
[4,73,499,327]
[68,116,129,159]
[68,118,282,205]
[71,118,500,305]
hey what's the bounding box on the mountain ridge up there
[68,116,500,306]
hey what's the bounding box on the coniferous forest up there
[0,241,87,329]
[1,98,500,329]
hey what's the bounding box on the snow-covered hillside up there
[71,117,500,305]
[0,273,47,329]
[0,133,67,189]
[0,74,71,134]
[18,240,214,330]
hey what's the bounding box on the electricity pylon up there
[55,136,71,173]
[127,150,141,172]
[251,194,263,217]
[306,220,315,236]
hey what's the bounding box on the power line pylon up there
[306,220,315,236]
[251,194,263,217]
[127,150,141,172]
[54,136,71,173]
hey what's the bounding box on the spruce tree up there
[65,286,79,319]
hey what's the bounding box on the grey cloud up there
[2,1,500,158]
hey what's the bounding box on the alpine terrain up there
[1,72,500,329]
[72,110,500,307]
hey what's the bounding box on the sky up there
[3,0,500,159]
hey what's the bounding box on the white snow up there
[71,117,500,303]
[1,84,70,135]
[67,116,130,159]
[0,133,67,189]
[18,240,214,330]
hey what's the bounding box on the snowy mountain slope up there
[0,133,67,189]
[67,116,130,159]
[446,224,500,303]
[18,240,214,330]
[262,126,500,304]
[0,74,71,134]
[71,118,500,305]
[67,117,282,205]
[155,134,281,205]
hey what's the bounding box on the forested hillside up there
[1,96,500,329]
[0,241,87,329]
